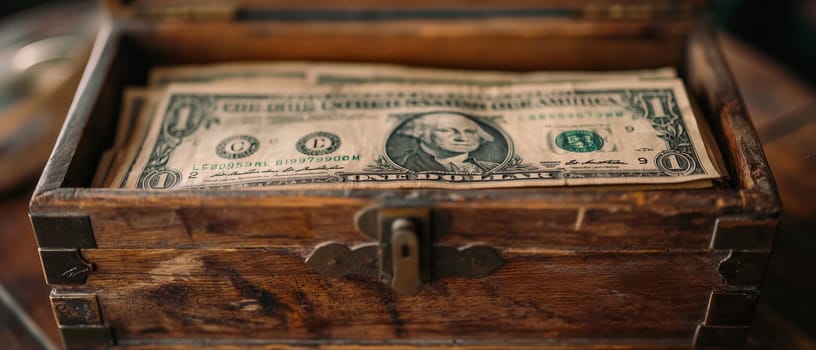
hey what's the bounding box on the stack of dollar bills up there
[93,62,725,190]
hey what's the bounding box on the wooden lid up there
[104,0,707,21]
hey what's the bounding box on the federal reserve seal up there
[297,131,341,156]
[216,135,260,159]
[555,130,604,153]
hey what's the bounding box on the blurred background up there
[0,1,814,349]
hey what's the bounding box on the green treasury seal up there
[555,130,604,153]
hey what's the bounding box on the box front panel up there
[75,248,727,346]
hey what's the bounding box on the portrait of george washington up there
[385,111,510,174]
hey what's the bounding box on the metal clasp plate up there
[306,205,502,296]
[389,218,423,295]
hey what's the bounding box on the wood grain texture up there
[32,25,118,197]
[68,249,728,344]
[80,200,720,249]
[126,19,689,70]
[685,26,779,203]
[29,187,774,250]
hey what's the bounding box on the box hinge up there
[50,290,112,349]
[696,215,776,347]
[693,325,750,348]
[710,216,776,289]
[50,290,103,325]
[40,249,95,285]
[710,216,777,250]
[693,291,759,347]
[703,291,760,326]
[30,213,96,249]
[31,213,97,285]
[718,251,769,287]
[306,204,502,296]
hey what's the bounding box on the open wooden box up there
[30,1,780,349]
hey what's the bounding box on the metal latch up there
[306,206,502,296]
[388,217,423,295]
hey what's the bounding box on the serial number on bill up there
[276,154,361,165]
[191,155,361,170]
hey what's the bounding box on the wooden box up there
[30,1,780,349]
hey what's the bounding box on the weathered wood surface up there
[685,27,778,200]
[78,201,722,249]
[129,20,688,70]
[70,249,727,343]
[29,186,778,249]
[32,24,121,196]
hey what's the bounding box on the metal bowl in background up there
[0,1,99,193]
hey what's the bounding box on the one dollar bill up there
[112,79,720,190]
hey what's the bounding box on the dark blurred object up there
[714,0,816,87]
[0,1,98,193]
[0,0,54,18]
